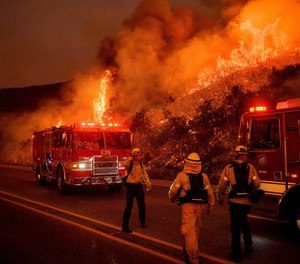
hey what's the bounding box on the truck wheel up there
[57,168,67,195]
[291,204,300,235]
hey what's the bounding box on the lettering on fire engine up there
[101,149,111,155]
[77,141,99,149]
[97,162,114,167]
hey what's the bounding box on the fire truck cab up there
[238,98,300,233]
[32,123,133,195]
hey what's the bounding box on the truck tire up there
[57,167,67,195]
[291,204,300,235]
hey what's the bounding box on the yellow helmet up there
[235,145,248,155]
[131,148,143,156]
[185,152,201,164]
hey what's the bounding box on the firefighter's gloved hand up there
[146,183,152,192]
[228,189,237,199]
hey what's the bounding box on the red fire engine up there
[238,98,300,233]
[32,122,133,195]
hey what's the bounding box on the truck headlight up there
[78,163,86,169]
[72,162,91,169]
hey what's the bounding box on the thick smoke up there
[0,0,299,163]
[0,71,108,163]
[96,0,300,116]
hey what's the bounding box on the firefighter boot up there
[122,227,133,233]
[244,245,253,255]
[227,252,242,263]
[183,246,190,264]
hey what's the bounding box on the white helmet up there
[185,152,201,164]
[131,148,143,156]
[235,145,248,155]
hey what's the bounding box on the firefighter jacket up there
[124,158,151,189]
[217,159,261,205]
[168,170,215,209]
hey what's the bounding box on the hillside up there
[0,83,64,113]
[0,64,300,182]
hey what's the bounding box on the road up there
[0,165,299,264]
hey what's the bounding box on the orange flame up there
[222,19,286,67]
[56,117,62,127]
[197,19,290,90]
[93,70,112,123]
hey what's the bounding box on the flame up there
[223,19,287,67]
[93,70,112,123]
[197,19,290,91]
[56,118,62,127]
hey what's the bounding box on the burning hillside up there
[96,0,299,115]
[0,0,300,179]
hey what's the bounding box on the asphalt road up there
[0,165,299,264]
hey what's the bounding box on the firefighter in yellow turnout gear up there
[122,148,152,233]
[169,153,215,264]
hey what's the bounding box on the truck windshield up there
[249,118,280,149]
[73,132,131,149]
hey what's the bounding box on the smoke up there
[0,70,108,163]
[97,0,300,116]
[101,0,225,115]
[0,0,299,163]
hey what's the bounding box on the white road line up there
[0,190,234,264]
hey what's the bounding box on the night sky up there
[0,0,215,89]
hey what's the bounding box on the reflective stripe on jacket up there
[217,159,261,205]
[168,171,215,208]
[124,158,151,188]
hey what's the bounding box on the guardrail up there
[0,163,32,171]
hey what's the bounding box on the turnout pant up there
[122,183,146,229]
[229,203,252,256]
[181,203,205,264]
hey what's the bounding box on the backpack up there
[123,160,142,186]
[178,172,208,205]
[228,161,264,204]
[228,161,251,199]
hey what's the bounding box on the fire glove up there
[146,183,152,192]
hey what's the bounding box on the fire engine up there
[32,122,133,195]
[238,98,300,233]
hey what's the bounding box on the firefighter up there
[217,145,261,262]
[122,148,152,233]
[168,152,215,264]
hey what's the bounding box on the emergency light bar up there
[101,123,119,127]
[81,122,95,126]
[80,122,120,127]
[249,106,267,112]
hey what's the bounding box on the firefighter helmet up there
[131,148,143,156]
[185,152,201,164]
[235,145,248,155]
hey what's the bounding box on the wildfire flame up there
[221,19,287,68]
[197,19,290,91]
[56,117,62,127]
[93,70,112,123]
